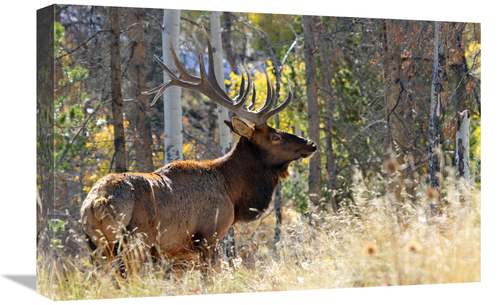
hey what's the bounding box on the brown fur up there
[80,118,316,278]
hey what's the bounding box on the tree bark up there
[427,21,449,214]
[127,8,154,172]
[109,6,127,173]
[272,49,283,245]
[383,20,405,204]
[450,23,469,114]
[318,20,338,212]
[37,6,55,255]
[302,15,322,217]
[162,9,183,164]
[456,110,470,181]
[210,11,232,157]
[273,106,283,244]
[383,20,405,154]
[450,23,469,168]
[222,12,238,74]
[211,11,235,259]
[455,109,471,213]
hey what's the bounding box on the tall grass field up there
[36,169,480,301]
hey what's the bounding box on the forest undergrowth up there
[36,168,480,301]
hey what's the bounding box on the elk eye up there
[272,135,281,141]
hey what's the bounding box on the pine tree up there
[109,6,127,173]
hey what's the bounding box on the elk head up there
[225,117,316,173]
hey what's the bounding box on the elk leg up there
[83,232,113,277]
[195,238,223,282]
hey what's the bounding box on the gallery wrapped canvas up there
[36,3,481,301]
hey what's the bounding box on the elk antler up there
[142,24,293,128]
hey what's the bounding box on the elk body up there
[80,26,316,278]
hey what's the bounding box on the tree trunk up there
[450,22,469,167]
[222,12,238,74]
[210,11,232,156]
[109,7,127,173]
[427,21,449,214]
[456,110,471,213]
[272,58,283,245]
[318,19,338,213]
[127,8,153,172]
[273,107,283,244]
[456,110,470,181]
[450,23,469,114]
[162,9,183,164]
[211,11,235,259]
[383,20,405,154]
[383,19,405,204]
[302,15,322,218]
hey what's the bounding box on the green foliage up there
[60,65,89,85]
[54,22,65,57]
[281,179,309,215]
[247,13,297,54]
[316,25,383,207]
[52,21,91,173]
[49,219,66,248]
[49,219,66,234]
[54,95,93,172]
[50,239,62,248]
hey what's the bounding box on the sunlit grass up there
[37,170,480,300]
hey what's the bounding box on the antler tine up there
[191,31,209,82]
[247,84,257,110]
[261,79,294,123]
[142,54,182,106]
[142,82,165,95]
[199,24,233,102]
[142,38,204,106]
[232,67,247,107]
[247,84,257,111]
[233,65,253,108]
[257,70,276,115]
[170,41,199,84]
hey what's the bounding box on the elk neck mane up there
[215,136,290,222]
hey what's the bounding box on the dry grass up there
[36,171,480,300]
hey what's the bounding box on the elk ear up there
[227,117,254,139]
[224,120,237,134]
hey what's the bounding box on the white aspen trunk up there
[210,11,235,259]
[162,9,183,164]
[456,110,471,215]
[210,11,232,156]
[427,21,448,216]
[456,110,471,181]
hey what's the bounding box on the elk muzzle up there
[300,139,317,159]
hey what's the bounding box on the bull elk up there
[80,25,316,279]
